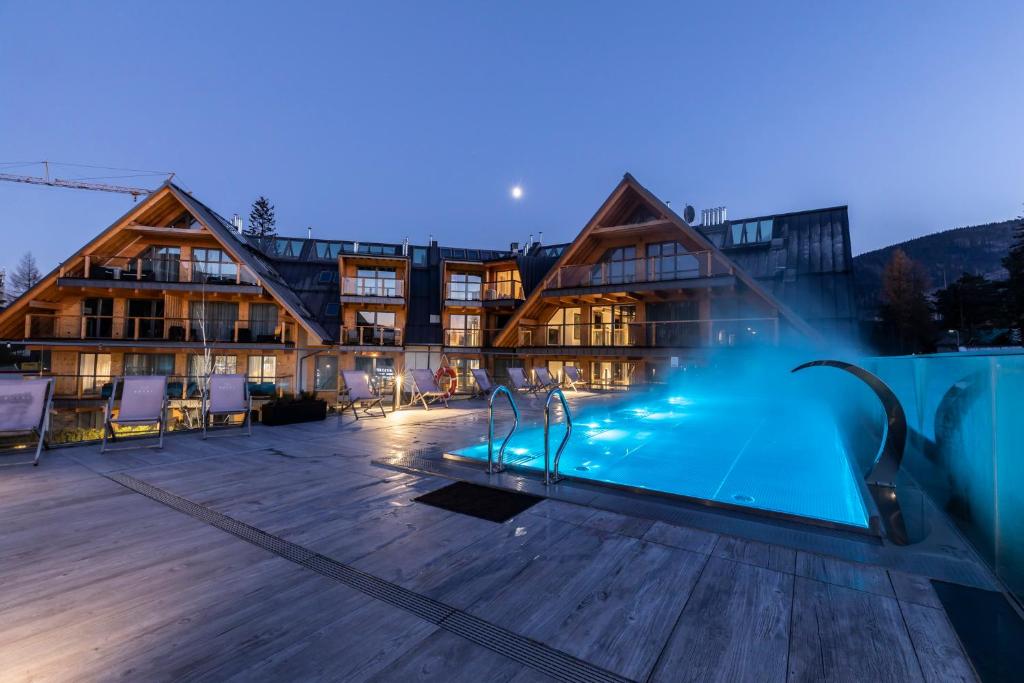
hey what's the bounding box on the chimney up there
[537,231,543,245]
[307,226,312,239]
[232,214,243,233]
[401,237,409,256]
[700,207,728,226]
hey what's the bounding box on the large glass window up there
[191,248,238,283]
[352,311,398,345]
[315,355,337,391]
[355,356,396,391]
[355,267,398,296]
[272,239,304,258]
[447,314,481,346]
[248,303,278,341]
[449,357,480,391]
[412,247,428,267]
[247,355,277,383]
[645,242,699,280]
[146,246,180,282]
[125,299,164,340]
[486,269,522,300]
[82,298,114,338]
[593,247,636,285]
[78,353,111,396]
[590,305,636,346]
[447,272,482,300]
[314,241,342,260]
[730,219,773,245]
[544,308,581,346]
[123,353,175,376]
[189,301,239,342]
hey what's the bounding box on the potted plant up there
[260,391,327,426]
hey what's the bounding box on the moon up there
[510,185,524,200]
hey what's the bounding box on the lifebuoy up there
[435,366,458,398]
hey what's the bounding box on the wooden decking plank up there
[898,602,977,682]
[795,551,896,598]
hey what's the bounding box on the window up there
[645,242,699,280]
[593,246,636,285]
[272,239,304,258]
[146,246,180,282]
[544,308,581,346]
[190,301,239,342]
[355,267,398,296]
[447,272,482,300]
[188,354,237,396]
[355,356,396,391]
[324,302,340,317]
[191,248,238,282]
[486,269,522,300]
[318,270,333,283]
[314,242,342,260]
[315,355,337,391]
[82,298,114,338]
[590,305,636,346]
[78,353,111,396]
[247,355,277,383]
[352,311,398,345]
[125,299,164,340]
[729,219,773,245]
[412,247,428,266]
[447,314,481,346]
[449,357,480,392]
[247,303,278,341]
[356,311,396,327]
[124,353,175,376]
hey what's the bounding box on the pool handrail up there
[792,359,910,545]
[487,384,520,474]
[543,387,573,485]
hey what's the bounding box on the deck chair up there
[0,378,54,466]
[202,374,252,439]
[339,370,386,420]
[507,367,540,395]
[101,376,168,453]
[534,367,559,392]
[470,368,496,399]
[563,365,588,392]
[408,369,449,410]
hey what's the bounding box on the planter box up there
[260,400,327,426]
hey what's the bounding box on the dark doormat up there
[413,481,544,523]
[932,580,1024,682]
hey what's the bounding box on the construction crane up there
[0,161,173,200]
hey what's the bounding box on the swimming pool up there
[449,390,872,529]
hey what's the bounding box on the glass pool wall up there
[865,350,1024,602]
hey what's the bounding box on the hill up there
[853,219,1019,315]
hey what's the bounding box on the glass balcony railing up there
[515,318,779,348]
[551,252,727,289]
[24,314,296,344]
[341,325,403,347]
[60,256,260,286]
[444,328,484,347]
[341,277,403,298]
[445,282,483,302]
[482,281,524,301]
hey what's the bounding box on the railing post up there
[84,255,91,278]
[543,387,573,485]
[136,258,142,280]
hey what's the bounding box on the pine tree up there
[0,268,7,307]
[1002,210,1024,329]
[879,249,933,353]
[245,196,277,237]
[10,252,41,295]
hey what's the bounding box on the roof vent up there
[701,207,728,226]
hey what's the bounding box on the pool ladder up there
[486,385,574,485]
[487,385,519,474]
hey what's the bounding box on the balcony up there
[340,277,404,303]
[24,314,296,346]
[443,328,483,348]
[547,252,732,296]
[341,325,403,348]
[444,282,483,306]
[58,256,262,293]
[515,318,779,350]
[482,281,524,304]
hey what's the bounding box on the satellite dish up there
[683,205,696,223]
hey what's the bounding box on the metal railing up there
[552,251,727,289]
[443,328,483,347]
[516,318,780,348]
[24,314,295,344]
[60,256,260,286]
[543,387,573,485]
[341,277,403,298]
[487,385,520,474]
[444,282,483,301]
[341,325,403,347]
[482,281,524,301]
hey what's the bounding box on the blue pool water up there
[451,391,871,528]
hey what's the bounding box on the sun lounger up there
[202,374,252,438]
[101,375,168,453]
[339,370,386,420]
[563,365,588,392]
[507,367,540,394]
[0,378,53,465]
[409,369,449,410]
[470,368,496,399]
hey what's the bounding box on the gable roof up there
[492,173,823,347]
[0,181,331,344]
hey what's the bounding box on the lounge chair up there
[470,368,496,399]
[408,369,449,410]
[507,367,540,394]
[101,376,168,453]
[534,367,559,392]
[339,370,386,420]
[0,378,54,466]
[202,374,252,438]
[563,365,588,392]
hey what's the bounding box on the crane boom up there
[0,172,154,198]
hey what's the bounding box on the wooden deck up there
[0,401,983,681]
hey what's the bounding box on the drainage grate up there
[107,473,631,683]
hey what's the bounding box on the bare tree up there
[10,252,41,295]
